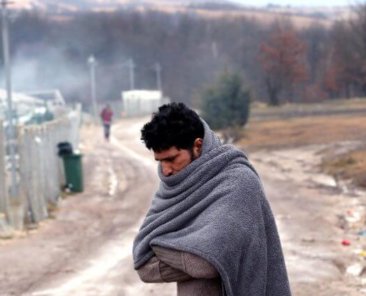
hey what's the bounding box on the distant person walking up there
[100,104,113,141]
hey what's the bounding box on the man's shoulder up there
[223,162,261,189]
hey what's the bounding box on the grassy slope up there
[238,99,366,188]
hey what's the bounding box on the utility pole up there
[211,41,218,59]
[154,62,162,94]
[128,58,135,90]
[1,0,17,199]
[87,55,98,119]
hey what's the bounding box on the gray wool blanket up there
[133,122,291,296]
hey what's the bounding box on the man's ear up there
[193,138,203,158]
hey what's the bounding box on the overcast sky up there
[232,0,355,7]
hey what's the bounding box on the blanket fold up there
[133,122,291,296]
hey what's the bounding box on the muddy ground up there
[0,117,366,296]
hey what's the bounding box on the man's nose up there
[161,162,173,176]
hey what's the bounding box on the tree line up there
[1,5,366,107]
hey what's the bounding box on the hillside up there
[154,5,351,28]
[13,0,352,27]
[13,0,237,11]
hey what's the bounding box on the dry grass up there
[321,149,366,188]
[239,115,366,151]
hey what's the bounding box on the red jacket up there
[101,108,113,124]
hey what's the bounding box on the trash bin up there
[57,142,83,193]
[57,142,73,156]
[62,153,84,193]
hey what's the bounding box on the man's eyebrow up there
[155,155,176,161]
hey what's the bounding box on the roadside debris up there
[346,263,364,276]
[342,239,351,246]
[358,230,366,237]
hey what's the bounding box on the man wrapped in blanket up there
[133,102,291,296]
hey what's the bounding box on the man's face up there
[154,138,202,177]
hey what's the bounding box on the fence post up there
[5,124,24,230]
[19,127,45,224]
[32,127,48,221]
[43,122,58,205]
[0,120,9,218]
[49,121,63,198]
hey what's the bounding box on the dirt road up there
[0,118,365,295]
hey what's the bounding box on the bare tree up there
[259,21,308,105]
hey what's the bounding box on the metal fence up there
[0,108,81,233]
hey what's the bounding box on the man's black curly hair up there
[141,102,204,152]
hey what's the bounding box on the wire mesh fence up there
[0,107,81,234]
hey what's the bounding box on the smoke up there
[0,44,90,104]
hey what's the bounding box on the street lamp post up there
[87,55,98,119]
[128,58,135,90]
[154,63,162,94]
[1,0,17,199]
